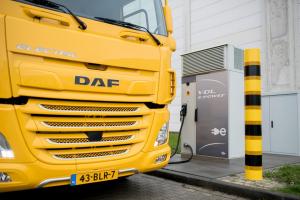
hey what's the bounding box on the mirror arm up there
[164,6,173,34]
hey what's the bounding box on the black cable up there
[169,144,193,164]
[168,104,194,164]
[170,115,185,158]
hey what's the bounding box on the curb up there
[147,169,300,200]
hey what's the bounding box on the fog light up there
[154,123,169,147]
[0,132,14,159]
[155,154,167,163]
[0,172,12,182]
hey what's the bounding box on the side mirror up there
[164,6,173,34]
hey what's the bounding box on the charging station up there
[180,44,245,159]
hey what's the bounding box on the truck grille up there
[17,99,151,164]
[48,135,133,144]
[40,104,139,112]
[54,149,128,160]
[42,121,136,128]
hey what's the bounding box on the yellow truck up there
[0,0,176,192]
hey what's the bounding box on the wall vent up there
[182,44,243,77]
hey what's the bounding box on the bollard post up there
[244,49,262,181]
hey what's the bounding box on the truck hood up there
[5,5,164,103]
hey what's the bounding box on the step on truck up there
[0,0,176,192]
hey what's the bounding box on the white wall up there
[189,0,266,89]
[168,0,264,131]
[168,0,185,131]
[296,0,300,89]
[190,0,264,50]
[168,0,300,131]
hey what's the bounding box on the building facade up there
[168,0,300,155]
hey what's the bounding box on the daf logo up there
[75,76,119,87]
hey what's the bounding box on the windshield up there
[39,0,167,36]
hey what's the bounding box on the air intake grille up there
[19,99,148,164]
[40,104,139,112]
[54,149,128,159]
[182,45,225,77]
[48,135,133,144]
[42,121,136,128]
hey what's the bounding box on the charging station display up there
[196,71,228,158]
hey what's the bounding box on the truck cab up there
[0,0,176,192]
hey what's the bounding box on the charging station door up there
[196,71,229,158]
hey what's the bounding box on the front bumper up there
[0,145,170,192]
[0,102,171,192]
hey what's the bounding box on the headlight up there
[154,123,169,147]
[0,133,14,159]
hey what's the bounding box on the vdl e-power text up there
[0,0,176,192]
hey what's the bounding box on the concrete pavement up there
[148,153,300,200]
[166,153,300,179]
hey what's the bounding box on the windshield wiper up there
[22,0,87,30]
[95,17,161,46]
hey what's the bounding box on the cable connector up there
[180,104,187,120]
[169,143,193,164]
[183,143,189,148]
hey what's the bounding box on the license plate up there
[71,170,118,186]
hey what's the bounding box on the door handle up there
[271,120,274,128]
[194,108,198,122]
[23,7,70,26]
[119,31,150,42]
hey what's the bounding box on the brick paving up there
[0,174,248,200]
[218,173,285,190]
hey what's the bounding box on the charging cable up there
[168,104,194,164]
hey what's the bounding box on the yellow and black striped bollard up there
[244,49,262,180]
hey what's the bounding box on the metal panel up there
[234,47,244,70]
[181,82,197,154]
[262,96,271,152]
[270,94,298,155]
[182,45,225,76]
[196,71,228,158]
[228,70,244,158]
